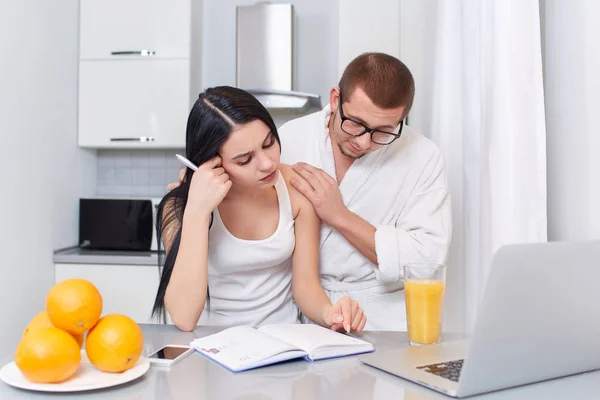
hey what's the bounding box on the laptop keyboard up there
[417,359,464,382]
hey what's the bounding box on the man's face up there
[329,87,405,159]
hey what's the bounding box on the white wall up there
[0,0,96,355]
[542,0,600,241]
[398,0,437,134]
[337,0,433,133]
[338,0,401,77]
[201,0,338,103]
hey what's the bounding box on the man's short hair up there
[338,52,415,118]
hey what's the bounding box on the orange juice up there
[405,279,445,345]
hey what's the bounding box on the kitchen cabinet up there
[77,0,194,148]
[78,60,189,148]
[54,263,162,324]
[79,0,191,60]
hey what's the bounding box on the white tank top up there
[198,171,299,327]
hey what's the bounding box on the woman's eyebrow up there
[262,130,272,143]
[232,131,273,160]
[232,150,252,160]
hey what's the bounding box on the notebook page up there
[257,324,373,358]
[190,326,304,371]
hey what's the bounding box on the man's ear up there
[329,87,340,114]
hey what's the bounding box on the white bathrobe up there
[278,106,452,331]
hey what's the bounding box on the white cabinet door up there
[78,60,189,148]
[80,0,191,60]
[54,263,161,324]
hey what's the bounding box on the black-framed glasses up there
[338,94,404,145]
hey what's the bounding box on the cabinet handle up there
[110,137,155,142]
[110,50,156,56]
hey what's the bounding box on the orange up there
[46,279,102,335]
[15,327,81,383]
[86,314,144,373]
[23,311,85,348]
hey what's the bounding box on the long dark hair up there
[151,86,281,322]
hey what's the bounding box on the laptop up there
[359,240,600,398]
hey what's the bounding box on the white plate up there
[0,351,150,393]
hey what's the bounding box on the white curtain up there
[413,0,548,331]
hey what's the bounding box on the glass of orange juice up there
[404,263,446,346]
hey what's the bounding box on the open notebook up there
[190,324,375,372]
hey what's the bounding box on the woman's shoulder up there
[279,163,297,182]
[279,164,310,218]
[279,163,304,194]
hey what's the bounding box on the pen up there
[175,154,198,172]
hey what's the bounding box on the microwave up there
[79,198,162,251]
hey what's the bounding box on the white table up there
[1,324,599,399]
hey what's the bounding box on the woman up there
[152,86,366,332]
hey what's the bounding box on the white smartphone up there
[147,344,195,367]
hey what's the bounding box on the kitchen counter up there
[53,247,162,266]
[2,325,599,399]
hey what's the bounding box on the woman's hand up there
[187,156,232,216]
[323,296,367,333]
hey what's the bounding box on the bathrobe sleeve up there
[373,150,452,283]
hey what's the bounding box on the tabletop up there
[1,324,599,400]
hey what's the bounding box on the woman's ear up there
[219,155,231,174]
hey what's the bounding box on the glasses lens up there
[341,119,366,135]
[372,131,396,144]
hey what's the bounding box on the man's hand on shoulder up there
[167,168,186,191]
[290,162,349,227]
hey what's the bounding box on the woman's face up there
[219,119,281,189]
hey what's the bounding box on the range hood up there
[236,3,322,113]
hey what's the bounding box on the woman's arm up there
[283,166,366,332]
[290,186,336,325]
[163,156,232,331]
[163,208,211,331]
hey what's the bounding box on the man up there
[171,53,452,330]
